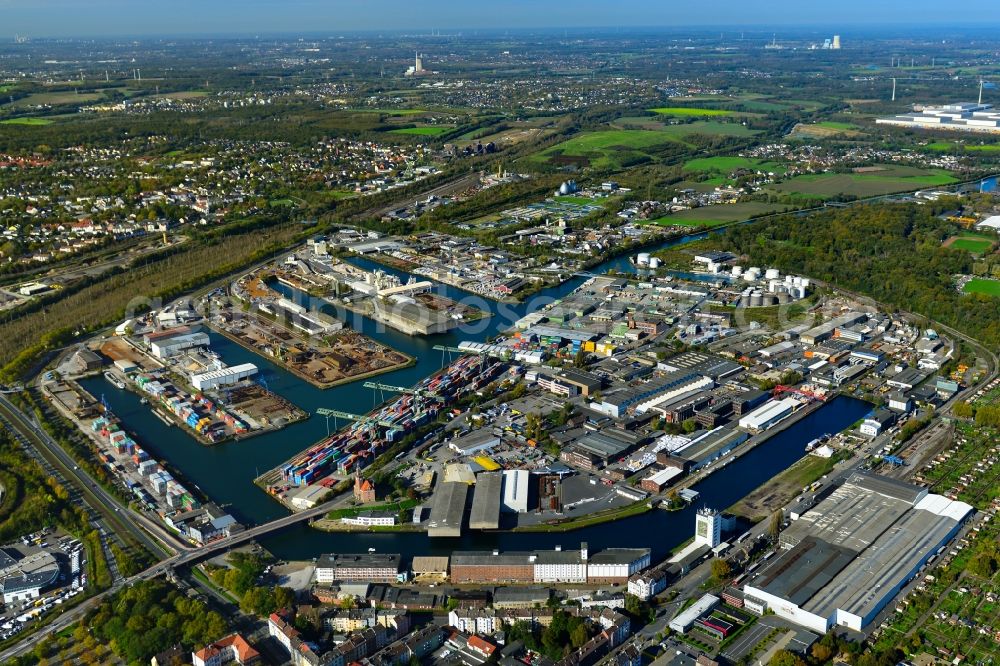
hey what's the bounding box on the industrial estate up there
[1,11,1000,666]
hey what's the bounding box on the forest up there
[719,203,1000,347]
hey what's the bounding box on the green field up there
[964,278,1000,297]
[530,129,684,169]
[736,99,788,112]
[949,234,995,254]
[771,166,958,199]
[531,122,757,170]
[649,107,733,117]
[927,141,1000,153]
[683,156,784,174]
[355,108,427,116]
[815,121,861,130]
[388,126,450,136]
[649,202,792,227]
[783,99,827,111]
[6,91,102,107]
[0,117,54,126]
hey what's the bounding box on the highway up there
[0,394,176,559]
[0,390,340,661]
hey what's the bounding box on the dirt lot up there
[99,337,160,370]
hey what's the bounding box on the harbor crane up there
[432,344,511,368]
[315,408,402,436]
[362,381,442,400]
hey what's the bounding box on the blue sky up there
[3,0,999,38]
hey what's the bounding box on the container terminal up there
[257,352,508,511]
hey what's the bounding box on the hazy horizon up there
[3,0,1000,39]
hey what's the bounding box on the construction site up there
[264,243,490,336]
[210,272,413,388]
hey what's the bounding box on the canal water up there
[80,230,872,561]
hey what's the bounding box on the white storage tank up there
[765,268,781,280]
[732,265,743,278]
[637,252,651,266]
[649,257,661,269]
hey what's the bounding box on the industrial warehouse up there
[742,473,972,633]
[450,544,650,585]
[876,101,1000,134]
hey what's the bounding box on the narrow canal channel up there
[80,231,873,561]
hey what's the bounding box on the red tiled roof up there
[468,635,496,656]
[193,633,260,663]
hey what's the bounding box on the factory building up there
[451,551,535,584]
[659,351,744,381]
[469,472,502,530]
[738,397,801,432]
[314,553,403,584]
[877,102,1000,134]
[860,409,896,438]
[450,545,649,585]
[533,545,589,584]
[587,548,652,584]
[428,481,469,537]
[543,368,603,397]
[560,428,643,471]
[678,427,749,471]
[501,470,531,513]
[597,370,713,418]
[149,331,211,360]
[743,473,972,633]
[799,312,868,345]
[190,362,258,391]
[640,466,684,493]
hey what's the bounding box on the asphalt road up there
[0,394,173,558]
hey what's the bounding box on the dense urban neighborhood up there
[0,7,1000,666]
